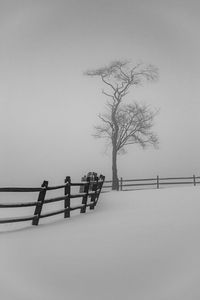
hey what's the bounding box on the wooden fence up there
[103,175,200,191]
[0,175,105,226]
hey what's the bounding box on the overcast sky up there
[0,0,200,185]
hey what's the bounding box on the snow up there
[1,186,200,300]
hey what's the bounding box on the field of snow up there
[1,186,200,300]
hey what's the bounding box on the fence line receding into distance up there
[103,175,200,191]
[0,175,105,226]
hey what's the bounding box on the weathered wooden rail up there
[0,174,105,226]
[103,175,200,191]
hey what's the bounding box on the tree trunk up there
[112,144,119,190]
[111,102,120,190]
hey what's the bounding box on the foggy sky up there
[0,0,200,185]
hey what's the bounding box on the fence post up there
[89,176,98,210]
[193,174,196,186]
[120,177,123,191]
[96,175,105,204]
[156,175,159,189]
[80,177,90,213]
[64,176,71,218]
[32,180,48,226]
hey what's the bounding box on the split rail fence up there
[0,175,105,226]
[103,175,200,191]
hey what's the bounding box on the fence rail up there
[103,175,200,191]
[0,174,105,226]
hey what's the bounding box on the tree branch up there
[101,75,116,91]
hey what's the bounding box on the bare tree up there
[85,60,159,190]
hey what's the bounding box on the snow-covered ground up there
[1,186,200,300]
